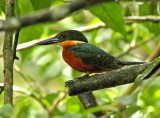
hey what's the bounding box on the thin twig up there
[14,65,38,91]
[14,64,67,118]
[16,89,49,113]
[0,86,4,94]
[75,16,160,32]
[48,92,67,118]
[30,94,49,111]
[14,65,46,98]
[0,25,154,59]
[117,38,154,58]
[16,90,49,115]
[75,22,106,32]
[130,24,138,47]
[16,90,67,118]
[106,68,160,118]
[124,16,160,23]
[13,29,20,60]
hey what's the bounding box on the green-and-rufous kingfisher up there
[35,30,144,76]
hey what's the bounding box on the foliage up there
[89,2,125,35]
[0,0,160,118]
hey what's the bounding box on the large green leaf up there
[30,0,52,10]
[135,56,160,85]
[0,0,5,14]
[124,106,141,118]
[66,97,81,113]
[16,0,34,16]
[89,2,125,35]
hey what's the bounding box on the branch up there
[121,40,160,97]
[13,65,45,95]
[76,16,160,32]
[48,92,67,118]
[77,92,106,117]
[65,63,152,96]
[30,94,49,111]
[75,22,106,32]
[0,14,159,32]
[3,0,15,105]
[0,20,155,59]
[0,0,110,31]
[117,38,154,58]
[107,42,160,116]
[124,16,160,23]
[0,15,158,59]
[13,29,20,60]
[0,0,157,31]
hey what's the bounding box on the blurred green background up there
[0,0,160,118]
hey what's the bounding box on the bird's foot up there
[74,72,90,79]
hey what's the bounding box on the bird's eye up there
[61,34,66,38]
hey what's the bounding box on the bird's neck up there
[60,40,85,47]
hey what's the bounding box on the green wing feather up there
[67,43,120,70]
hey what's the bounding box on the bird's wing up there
[67,43,120,70]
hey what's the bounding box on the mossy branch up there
[3,0,15,104]
[65,62,158,96]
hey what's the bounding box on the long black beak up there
[35,37,60,45]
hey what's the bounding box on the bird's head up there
[35,30,88,47]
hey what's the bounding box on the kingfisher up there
[35,30,144,77]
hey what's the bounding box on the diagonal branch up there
[13,29,20,60]
[0,0,152,31]
[65,62,159,96]
[0,0,110,31]
[48,92,67,118]
[0,20,155,59]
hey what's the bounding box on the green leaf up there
[0,0,5,14]
[66,97,81,113]
[141,44,152,55]
[139,2,151,16]
[124,106,141,118]
[115,91,139,106]
[16,0,34,16]
[0,104,13,118]
[139,2,157,16]
[89,2,125,35]
[44,93,58,105]
[30,0,51,10]
[15,0,20,16]
[146,23,160,35]
[135,56,160,85]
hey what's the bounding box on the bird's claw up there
[74,72,90,79]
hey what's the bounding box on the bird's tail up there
[117,61,146,65]
[114,58,146,65]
